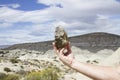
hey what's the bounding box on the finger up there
[59,48,65,56]
[65,42,71,54]
[59,48,66,60]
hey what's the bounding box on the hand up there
[52,42,75,66]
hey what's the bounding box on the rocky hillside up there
[69,32,120,52]
[4,41,53,52]
[0,45,10,49]
[4,32,120,52]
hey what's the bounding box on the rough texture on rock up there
[54,26,69,49]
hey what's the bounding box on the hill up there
[0,45,10,49]
[4,32,120,52]
[69,32,120,52]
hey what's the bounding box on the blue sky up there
[0,0,120,45]
[0,0,49,11]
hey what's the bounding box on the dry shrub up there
[4,67,11,73]
[25,67,61,80]
[0,73,20,80]
[4,74,20,80]
[10,58,19,63]
[0,73,6,80]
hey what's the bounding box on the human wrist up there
[69,58,74,65]
[70,59,80,69]
[69,58,76,67]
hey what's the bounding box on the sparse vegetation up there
[93,60,99,64]
[0,73,20,80]
[4,74,20,80]
[10,58,19,63]
[20,66,24,69]
[4,67,11,73]
[0,58,1,63]
[0,73,6,80]
[25,67,61,80]
[16,70,27,76]
[86,60,90,63]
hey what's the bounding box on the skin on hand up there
[52,42,75,67]
[52,42,120,80]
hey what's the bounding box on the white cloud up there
[97,14,109,20]
[1,0,120,24]
[0,3,20,9]
[0,0,120,45]
[0,7,24,23]
[11,4,20,8]
[0,22,13,28]
[0,7,54,24]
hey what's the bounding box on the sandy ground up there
[0,47,120,80]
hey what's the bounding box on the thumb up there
[59,48,65,55]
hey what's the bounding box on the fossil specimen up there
[54,26,69,49]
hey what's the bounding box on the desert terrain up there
[0,32,120,80]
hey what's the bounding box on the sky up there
[0,0,120,45]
